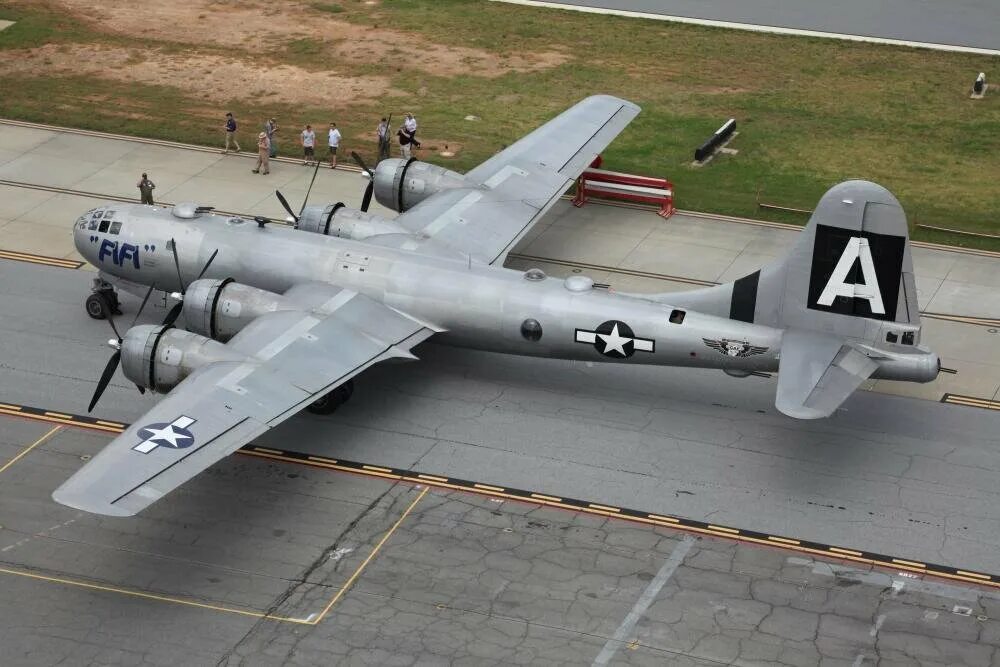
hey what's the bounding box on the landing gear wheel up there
[307,380,354,415]
[85,293,108,319]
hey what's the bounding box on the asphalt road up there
[541,0,1000,51]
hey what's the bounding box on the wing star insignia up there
[133,416,197,454]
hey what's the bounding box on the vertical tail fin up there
[664,180,921,341]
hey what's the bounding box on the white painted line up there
[592,535,694,666]
[489,0,1000,56]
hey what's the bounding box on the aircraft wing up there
[774,329,878,419]
[396,95,640,265]
[53,291,439,516]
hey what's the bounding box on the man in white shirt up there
[327,122,342,169]
[300,124,316,166]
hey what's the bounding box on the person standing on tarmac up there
[377,117,391,163]
[252,132,270,175]
[137,173,155,204]
[223,112,240,153]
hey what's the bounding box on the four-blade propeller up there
[87,283,155,412]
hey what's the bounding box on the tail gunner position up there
[60,96,938,516]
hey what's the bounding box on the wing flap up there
[775,329,878,419]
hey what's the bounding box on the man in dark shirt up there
[223,112,240,153]
[137,173,155,205]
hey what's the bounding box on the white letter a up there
[817,237,885,314]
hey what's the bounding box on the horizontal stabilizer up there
[775,329,878,419]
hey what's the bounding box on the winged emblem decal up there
[702,338,769,358]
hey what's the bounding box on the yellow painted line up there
[0,403,22,411]
[252,447,283,455]
[945,397,1000,410]
[0,566,311,624]
[957,570,992,580]
[362,465,393,474]
[312,486,428,624]
[647,514,680,523]
[892,558,926,569]
[417,474,449,483]
[0,425,62,475]
[768,536,801,545]
[43,411,72,420]
[830,547,863,557]
[95,420,125,428]
[307,455,338,464]
[0,248,80,263]
[708,525,740,535]
[588,503,621,513]
[530,493,562,503]
[474,483,505,492]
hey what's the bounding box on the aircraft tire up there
[306,380,354,415]
[85,293,108,320]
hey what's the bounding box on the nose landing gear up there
[307,380,355,415]
[85,279,123,320]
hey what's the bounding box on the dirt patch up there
[0,44,388,106]
[51,0,569,78]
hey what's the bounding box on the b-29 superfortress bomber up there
[56,95,939,516]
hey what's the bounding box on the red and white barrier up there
[572,166,675,218]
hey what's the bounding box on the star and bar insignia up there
[575,320,655,358]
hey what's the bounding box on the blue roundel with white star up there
[132,416,197,454]
[574,320,655,358]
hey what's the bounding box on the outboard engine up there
[372,158,468,212]
[119,324,247,393]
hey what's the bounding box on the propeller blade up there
[170,237,185,295]
[162,302,183,328]
[351,151,373,177]
[361,180,374,213]
[95,292,122,342]
[131,283,156,327]
[275,190,298,223]
[88,350,121,412]
[299,159,323,217]
[195,249,219,282]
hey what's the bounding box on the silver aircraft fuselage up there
[74,205,784,373]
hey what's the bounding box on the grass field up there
[1,0,998,249]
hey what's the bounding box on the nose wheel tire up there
[85,293,108,319]
[307,380,355,415]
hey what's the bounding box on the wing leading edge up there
[396,95,640,265]
[54,289,440,516]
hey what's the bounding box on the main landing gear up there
[307,380,354,415]
[85,279,123,320]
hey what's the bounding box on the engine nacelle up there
[120,324,246,394]
[181,279,350,342]
[297,203,408,241]
[373,158,467,212]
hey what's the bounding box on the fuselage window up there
[520,318,543,341]
[669,309,686,324]
[886,332,898,343]
[98,219,110,233]
[109,221,122,235]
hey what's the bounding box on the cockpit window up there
[103,210,115,219]
[109,221,122,235]
[87,219,98,230]
[901,332,915,345]
[98,219,110,233]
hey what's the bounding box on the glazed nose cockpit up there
[74,206,136,268]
